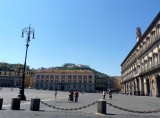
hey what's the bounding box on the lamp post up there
[108,77,109,91]
[18,25,35,100]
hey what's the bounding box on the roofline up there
[121,11,160,66]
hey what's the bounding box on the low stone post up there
[11,97,21,110]
[0,98,3,110]
[30,98,40,111]
[97,99,106,114]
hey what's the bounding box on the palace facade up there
[121,12,160,97]
[34,70,95,92]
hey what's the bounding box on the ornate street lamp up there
[18,25,35,100]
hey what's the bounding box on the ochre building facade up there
[121,12,160,97]
[34,70,95,92]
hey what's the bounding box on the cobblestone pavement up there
[0,88,160,118]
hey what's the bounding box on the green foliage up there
[50,66,109,78]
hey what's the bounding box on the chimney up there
[136,27,141,42]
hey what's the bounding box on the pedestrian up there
[68,90,74,102]
[68,91,71,102]
[54,90,57,99]
[11,87,13,91]
[102,91,106,99]
[74,90,79,102]
[109,90,112,100]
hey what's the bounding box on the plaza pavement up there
[0,88,160,118]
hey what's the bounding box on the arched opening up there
[156,75,160,96]
[130,83,132,95]
[137,79,140,96]
[146,78,150,96]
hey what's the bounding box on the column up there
[139,77,142,95]
[155,75,159,97]
[143,78,147,96]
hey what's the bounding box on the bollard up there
[30,98,40,111]
[0,98,3,110]
[97,99,106,114]
[11,97,21,110]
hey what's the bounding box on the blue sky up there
[0,0,159,76]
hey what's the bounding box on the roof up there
[121,12,160,66]
[34,70,94,74]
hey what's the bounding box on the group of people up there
[54,90,79,102]
[102,90,112,100]
[68,90,79,102]
[54,89,111,102]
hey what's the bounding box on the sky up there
[0,0,159,76]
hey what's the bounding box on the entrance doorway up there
[146,78,150,96]
[61,84,64,91]
[156,75,160,96]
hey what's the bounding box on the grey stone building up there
[121,12,160,97]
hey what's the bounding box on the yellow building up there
[0,62,31,87]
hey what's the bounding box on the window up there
[89,79,92,83]
[62,75,65,79]
[61,75,65,83]
[68,75,72,79]
[73,79,76,83]
[41,75,44,79]
[50,75,54,79]
[89,85,92,89]
[50,79,53,82]
[68,80,71,83]
[73,75,77,79]
[61,79,65,83]
[55,75,59,79]
[46,75,49,79]
[36,78,39,82]
[78,75,82,83]
[41,75,44,82]
[55,80,58,83]
[83,75,87,83]
[45,79,48,82]
[50,75,54,82]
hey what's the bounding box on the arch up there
[156,75,160,97]
[146,78,150,96]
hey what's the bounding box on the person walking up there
[102,91,106,99]
[54,90,57,99]
[109,90,112,100]
[11,87,13,91]
[74,90,79,102]
[69,90,74,102]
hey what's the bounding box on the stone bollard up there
[0,98,3,110]
[97,99,106,114]
[30,98,40,111]
[11,97,21,110]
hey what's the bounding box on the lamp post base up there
[18,94,26,100]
